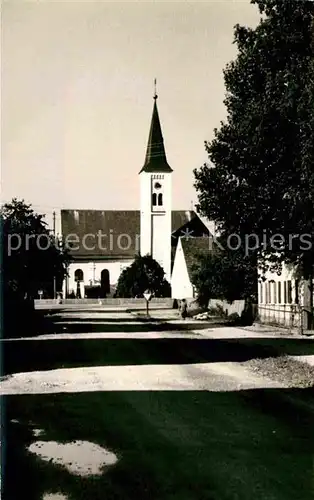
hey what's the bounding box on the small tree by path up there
[115,254,171,298]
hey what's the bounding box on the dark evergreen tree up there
[1,198,69,300]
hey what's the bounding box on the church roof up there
[61,209,203,259]
[139,96,173,174]
[180,236,211,280]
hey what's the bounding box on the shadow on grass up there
[3,317,231,338]
[51,321,221,333]
[51,317,157,323]
[3,335,314,375]
[2,308,59,339]
[2,387,314,500]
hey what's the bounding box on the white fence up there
[35,298,173,309]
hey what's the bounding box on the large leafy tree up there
[1,199,69,300]
[191,244,257,307]
[115,254,171,298]
[194,0,314,277]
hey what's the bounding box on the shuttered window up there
[295,280,299,304]
[273,282,277,304]
[287,280,292,304]
[284,281,287,303]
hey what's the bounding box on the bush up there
[207,304,228,319]
[240,303,256,326]
[227,312,241,324]
[187,300,207,317]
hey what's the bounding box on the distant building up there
[61,91,212,298]
[258,261,313,331]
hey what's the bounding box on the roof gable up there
[180,236,211,280]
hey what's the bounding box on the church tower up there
[139,86,173,283]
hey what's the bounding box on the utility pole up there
[53,211,57,300]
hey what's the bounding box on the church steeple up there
[139,82,173,283]
[139,86,173,174]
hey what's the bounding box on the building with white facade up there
[258,261,313,331]
[61,92,211,298]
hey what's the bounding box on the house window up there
[295,280,299,304]
[273,282,277,304]
[278,282,281,304]
[283,281,286,303]
[287,280,292,304]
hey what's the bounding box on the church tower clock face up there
[154,182,162,189]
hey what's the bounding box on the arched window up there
[101,269,110,297]
[152,193,157,206]
[74,269,84,282]
[158,193,163,206]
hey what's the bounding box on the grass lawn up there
[3,387,314,500]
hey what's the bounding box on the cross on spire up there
[139,81,173,174]
[154,78,158,100]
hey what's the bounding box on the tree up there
[191,241,257,307]
[1,199,69,300]
[194,0,314,277]
[115,254,171,298]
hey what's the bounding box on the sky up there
[2,0,260,229]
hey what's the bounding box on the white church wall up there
[140,172,152,257]
[160,172,172,282]
[171,239,193,299]
[66,259,134,296]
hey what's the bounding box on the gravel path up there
[241,355,314,388]
[2,308,313,395]
[0,361,284,395]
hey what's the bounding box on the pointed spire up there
[139,82,173,174]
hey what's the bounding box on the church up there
[61,90,211,299]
